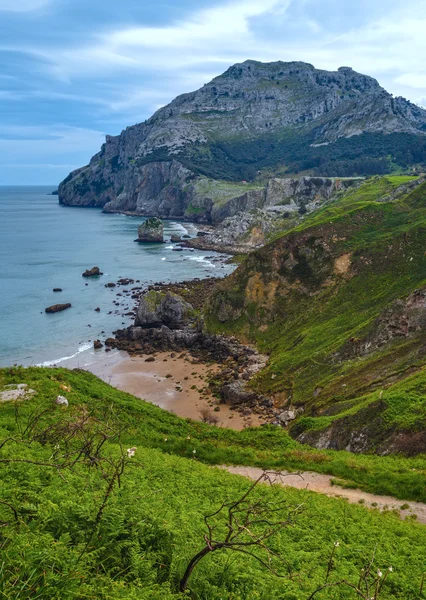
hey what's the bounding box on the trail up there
[219,466,426,525]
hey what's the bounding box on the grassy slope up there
[204,176,426,446]
[1,366,426,599]
[1,367,426,503]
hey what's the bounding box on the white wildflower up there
[388,566,393,572]
[127,447,137,458]
[377,570,383,578]
[334,541,339,547]
[192,449,196,454]
[164,438,168,442]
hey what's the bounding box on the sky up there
[1,0,426,185]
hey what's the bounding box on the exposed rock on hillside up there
[184,177,360,253]
[59,61,426,220]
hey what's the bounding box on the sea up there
[0,186,234,367]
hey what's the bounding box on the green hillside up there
[205,176,426,452]
[1,366,426,599]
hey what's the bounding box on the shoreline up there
[60,348,263,430]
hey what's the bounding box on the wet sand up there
[62,348,262,430]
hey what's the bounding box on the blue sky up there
[1,0,425,185]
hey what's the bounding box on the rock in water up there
[93,340,103,349]
[45,303,72,313]
[136,218,164,243]
[135,290,195,329]
[82,266,103,277]
[53,288,62,292]
[170,234,182,243]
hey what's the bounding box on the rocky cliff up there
[58,61,426,220]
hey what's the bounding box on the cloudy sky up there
[1,0,425,184]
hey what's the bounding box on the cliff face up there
[204,176,426,454]
[59,60,426,219]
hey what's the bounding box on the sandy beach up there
[62,347,263,430]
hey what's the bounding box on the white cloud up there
[0,0,49,12]
[41,0,292,78]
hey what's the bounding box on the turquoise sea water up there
[0,186,233,367]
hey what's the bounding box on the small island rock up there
[93,340,103,349]
[82,266,103,277]
[45,303,71,314]
[136,217,164,243]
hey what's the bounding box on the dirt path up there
[220,466,426,525]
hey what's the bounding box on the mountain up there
[204,175,426,455]
[58,61,426,220]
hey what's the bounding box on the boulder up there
[136,217,164,243]
[105,282,116,287]
[55,395,69,407]
[135,291,195,330]
[45,303,71,313]
[278,407,304,426]
[53,288,62,292]
[170,234,182,243]
[82,266,103,277]
[221,380,258,408]
[93,340,103,349]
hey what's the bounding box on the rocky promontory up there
[58,60,426,221]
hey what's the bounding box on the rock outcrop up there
[59,61,426,221]
[0,384,36,402]
[135,291,195,329]
[82,266,103,277]
[45,303,71,313]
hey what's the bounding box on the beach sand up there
[62,348,262,430]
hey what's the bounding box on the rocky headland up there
[58,60,426,226]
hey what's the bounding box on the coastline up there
[59,347,262,430]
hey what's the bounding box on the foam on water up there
[36,342,92,367]
[188,256,216,268]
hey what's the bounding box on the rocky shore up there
[104,282,295,425]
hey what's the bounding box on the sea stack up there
[136,217,164,243]
[82,266,103,277]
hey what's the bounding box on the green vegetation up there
[205,176,426,450]
[174,132,426,181]
[192,177,263,207]
[1,367,426,504]
[1,366,426,599]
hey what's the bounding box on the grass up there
[1,366,426,599]
[1,366,426,503]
